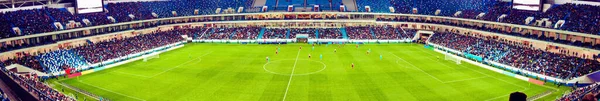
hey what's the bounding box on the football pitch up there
[52,43,568,101]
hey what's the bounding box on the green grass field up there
[51,43,570,101]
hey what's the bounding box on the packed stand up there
[231,27,261,40]
[75,30,184,63]
[202,28,234,39]
[141,1,193,18]
[0,13,15,39]
[289,28,316,39]
[372,26,400,39]
[346,26,374,39]
[263,28,287,39]
[355,0,392,13]
[3,10,55,34]
[428,31,600,79]
[200,27,261,40]
[3,71,74,101]
[36,49,88,74]
[1,53,44,72]
[0,88,8,101]
[77,12,113,26]
[388,0,496,15]
[106,2,154,22]
[558,4,600,35]
[499,11,541,25]
[558,83,600,101]
[44,8,82,29]
[478,2,511,21]
[172,26,209,39]
[317,28,343,39]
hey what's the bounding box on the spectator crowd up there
[559,83,600,101]
[0,87,9,101]
[5,71,74,101]
[36,49,89,74]
[429,31,600,79]
[75,30,184,64]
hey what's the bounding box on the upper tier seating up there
[0,87,9,101]
[0,1,599,41]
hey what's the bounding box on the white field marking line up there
[443,76,489,83]
[150,51,213,77]
[528,90,555,101]
[77,80,147,101]
[394,50,491,83]
[112,71,151,78]
[417,47,561,91]
[263,59,327,76]
[394,59,410,68]
[404,47,457,69]
[53,81,100,100]
[389,52,444,83]
[410,47,529,89]
[417,47,559,90]
[484,88,530,101]
[282,49,302,101]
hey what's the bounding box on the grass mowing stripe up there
[150,51,213,77]
[54,44,568,101]
[77,80,146,101]
[407,46,529,89]
[282,48,302,101]
[443,76,489,83]
[111,71,151,78]
[389,52,444,83]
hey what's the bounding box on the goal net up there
[444,53,461,64]
[143,53,160,62]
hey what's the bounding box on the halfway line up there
[282,48,302,101]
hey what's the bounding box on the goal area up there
[444,53,461,64]
[143,53,160,62]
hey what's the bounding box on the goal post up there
[143,53,160,62]
[444,53,461,64]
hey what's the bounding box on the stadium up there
[1,0,600,101]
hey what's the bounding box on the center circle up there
[263,59,326,76]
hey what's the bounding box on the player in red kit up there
[352,63,355,69]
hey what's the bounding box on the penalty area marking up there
[391,52,491,84]
[263,59,327,76]
[409,46,561,100]
[77,80,147,101]
[390,52,444,83]
[150,51,213,77]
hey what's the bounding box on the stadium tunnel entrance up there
[415,30,435,44]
